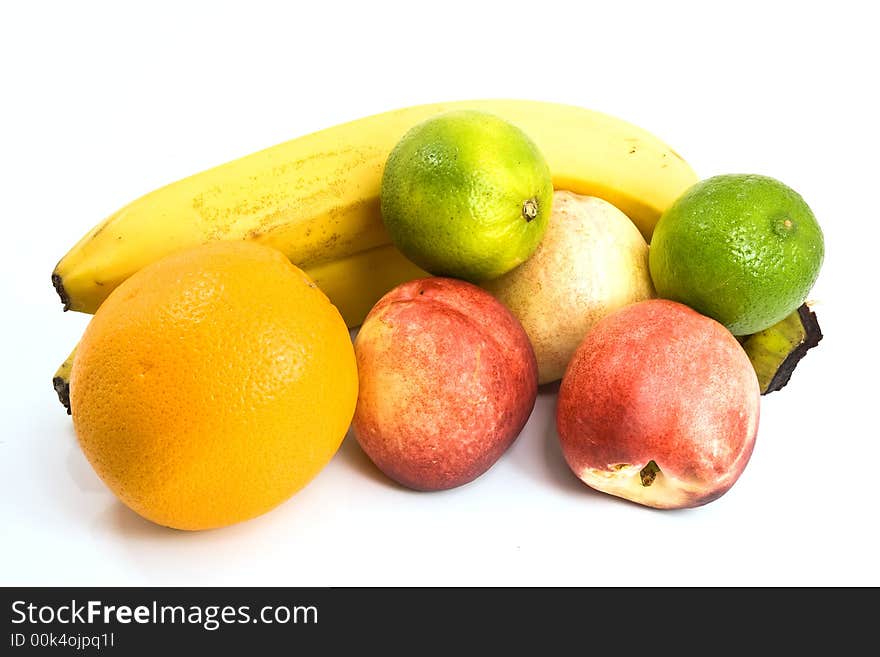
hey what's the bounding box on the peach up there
[353,277,538,490]
[557,299,760,509]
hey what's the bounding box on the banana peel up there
[740,304,823,394]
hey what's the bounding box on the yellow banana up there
[52,99,698,315]
[305,242,427,327]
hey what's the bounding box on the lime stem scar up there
[522,198,538,222]
[773,216,796,237]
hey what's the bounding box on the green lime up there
[380,110,553,282]
[649,174,824,335]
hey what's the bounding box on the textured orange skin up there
[557,299,760,509]
[70,241,357,530]
[353,278,538,490]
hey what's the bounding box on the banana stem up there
[51,272,71,311]
[53,345,77,414]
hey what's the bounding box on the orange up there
[70,241,358,530]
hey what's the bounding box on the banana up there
[740,304,823,394]
[52,99,698,315]
[306,242,427,327]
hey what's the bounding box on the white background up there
[2,1,878,586]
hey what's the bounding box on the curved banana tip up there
[53,376,71,415]
[51,272,70,311]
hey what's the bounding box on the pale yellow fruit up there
[483,191,655,384]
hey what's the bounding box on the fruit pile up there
[51,100,824,529]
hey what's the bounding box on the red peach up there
[352,277,538,490]
[557,299,760,509]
